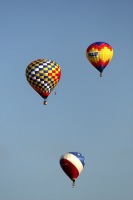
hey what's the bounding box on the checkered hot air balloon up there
[60,152,85,187]
[86,42,113,77]
[25,58,61,105]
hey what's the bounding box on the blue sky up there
[0,0,133,200]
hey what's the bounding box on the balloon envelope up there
[60,152,85,186]
[86,42,113,76]
[26,58,61,103]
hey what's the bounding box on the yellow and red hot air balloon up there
[86,42,113,77]
[25,58,61,105]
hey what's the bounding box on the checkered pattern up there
[26,59,61,98]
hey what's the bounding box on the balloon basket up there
[100,73,102,77]
[72,180,76,188]
[43,100,47,105]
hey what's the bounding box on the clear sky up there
[0,0,133,200]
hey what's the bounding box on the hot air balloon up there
[25,58,61,105]
[86,42,113,77]
[60,152,85,187]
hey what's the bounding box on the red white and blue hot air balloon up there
[60,152,85,187]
